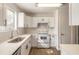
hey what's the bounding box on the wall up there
[69,4,79,25]
[58,4,71,44]
[58,4,76,44]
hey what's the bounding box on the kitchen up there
[0,3,79,55]
[0,3,60,55]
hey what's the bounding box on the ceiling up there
[16,3,59,14]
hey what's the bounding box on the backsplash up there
[24,28,54,35]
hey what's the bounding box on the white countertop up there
[60,44,79,55]
[0,34,31,55]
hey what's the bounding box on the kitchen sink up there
[8,37,25,43]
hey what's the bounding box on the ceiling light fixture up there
[37,3,62,7]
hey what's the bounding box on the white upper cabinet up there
[48,17,55,28]
[18,13,25,27]
[32,17,55,28]
[24,15,32,28]
[22,16,55,28]
[32,17,38,28]
[69,3,79,25]
[38,17,48,23]
[18,13,32,28]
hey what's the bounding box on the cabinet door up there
[24,16,32,28]
[49,17,55,28]
[32,17,37,28]
[27,41,31,54]
[51,36,55,47]
[21,41,28,55]
[69,3,79,25]
[18,13,24,27]
[24,15,29,27]
[21,37,31,55]
[28,16,32,28]
[38,17,48,23]
[31,34,38,47]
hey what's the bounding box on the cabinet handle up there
[26,45,28,49]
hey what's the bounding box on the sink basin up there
[8,37,25,43]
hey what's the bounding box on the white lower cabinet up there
[51,36,55,47]
[31,34,38,47]
[21,38,31,55]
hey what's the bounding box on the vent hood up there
[38,23,49,28]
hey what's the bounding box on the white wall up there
[69,4,79,25]
[58,4,71,44]
[0,32,11,44]
[58,4,76,44]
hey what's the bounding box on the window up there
[6,8,17,30]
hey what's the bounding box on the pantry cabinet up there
[69,3,79,25]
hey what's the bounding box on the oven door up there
[38,34,49,43]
